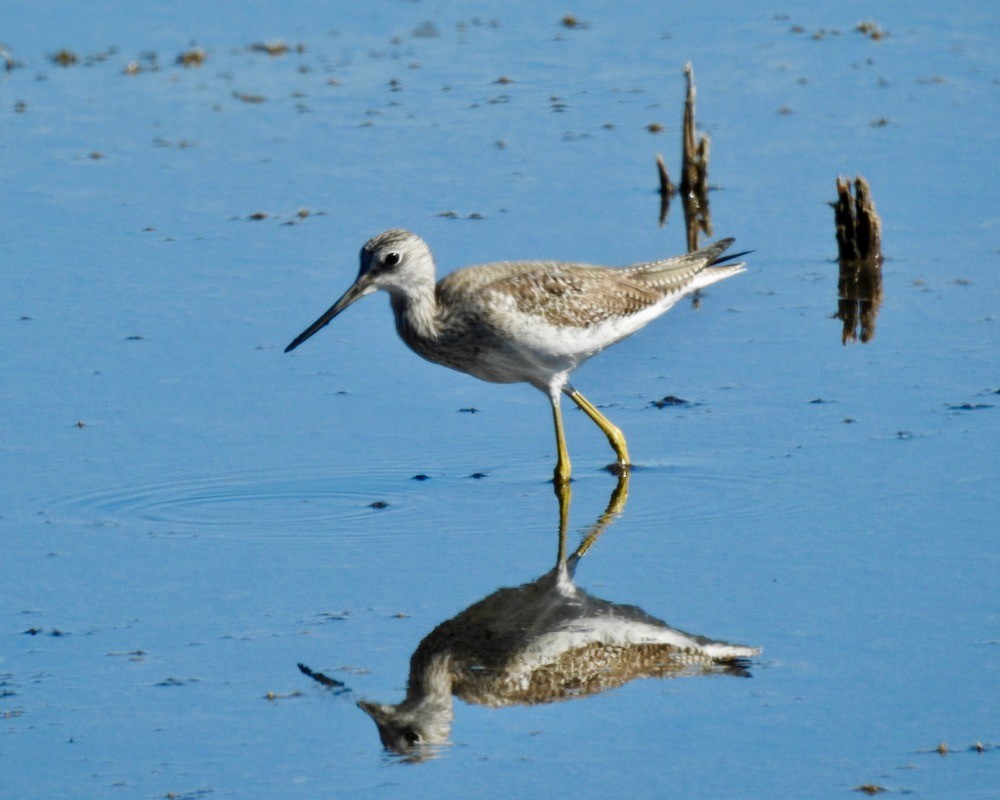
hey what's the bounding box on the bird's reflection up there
[356,475,760,760]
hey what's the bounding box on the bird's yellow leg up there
[565,388,631,471]
[550,393,572,486]
[553,478,571,567]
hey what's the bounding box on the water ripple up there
[46,466,428,540]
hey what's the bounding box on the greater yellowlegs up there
[285,229,746,483]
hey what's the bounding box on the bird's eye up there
[403,730,421,746]
[384,252,401,267]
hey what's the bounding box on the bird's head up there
[284,228,433,353]
[357,698,452,762]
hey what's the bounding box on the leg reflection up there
[555,470,630,569]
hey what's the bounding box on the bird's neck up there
[406,651,454,700]
[390,282,440,346]
[396,651,455,737]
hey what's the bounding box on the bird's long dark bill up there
[284,279,371,353]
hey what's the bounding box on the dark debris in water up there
[297,663,351,696]
[915,739,996,756]
[947,403,993,412]
[855,21,888,41]
[458,407,479,413]
[649,395,690,409]
[368,500,389,509]
[176,48,206,68]
[241,208,324,225]
[50,49,78,67]
[264,690,303,701]
[469,472,488,479]
[560,15,590,30]
[411,474,431,481]
[23,627,69,636]
[248,40,302,56]
[155,677,199,687]
[436,211,485,220]
[233,91,266,104]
